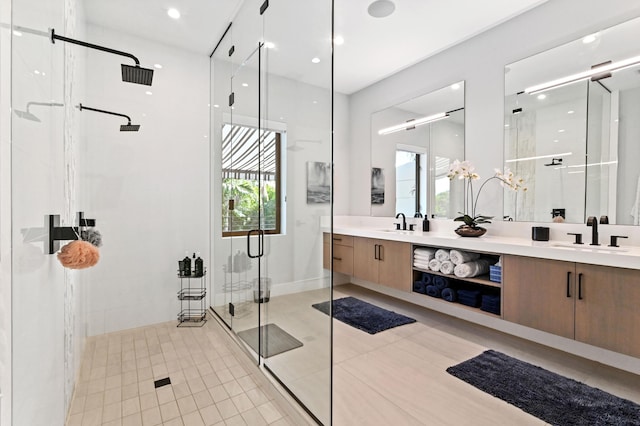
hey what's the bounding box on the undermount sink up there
[550,242,629,253]
[378,229,415,234]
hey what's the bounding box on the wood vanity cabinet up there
[353,237,411,292]
[503,255,640,358]
[323,233,354,275]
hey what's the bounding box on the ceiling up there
[85,0,547,95]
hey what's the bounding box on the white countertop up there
[328,225,640,271]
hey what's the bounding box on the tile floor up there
[65,316,313,426]
[68,283,640,425]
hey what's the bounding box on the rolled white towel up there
[414,248,436,257]
[435,249,450,262]
[454,259,491,278]
[413,261,431,270]
[449,249,480,265]
[428,258,442,272]
[439,260,455,275]
[414,253,434,262]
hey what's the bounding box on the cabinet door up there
[353,237,378,283]
[503,255,575,339]
[575,264,640,358]
[377,240,411,291]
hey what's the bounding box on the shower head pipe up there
[51,29,153,85]
[51,28,140,66]
[78,103,140,132]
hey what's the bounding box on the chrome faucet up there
[395,213,407,230]
[587,216,599,246]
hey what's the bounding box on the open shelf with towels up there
[411,244,502,318]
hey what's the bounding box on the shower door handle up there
[247,229,264,258]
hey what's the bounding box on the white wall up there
[618,87,640,224]
[347,0,640,222]
[80,25,210,335]
[8,0,87,424]
[0,0,12,422]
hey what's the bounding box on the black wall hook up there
[46,211,96,254]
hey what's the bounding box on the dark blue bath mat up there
[312,296,416,334]
[447,349,640,425]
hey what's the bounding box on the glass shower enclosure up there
[210,0,333,424]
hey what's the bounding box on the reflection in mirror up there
[371,81,465,219]
[504,16,640,225]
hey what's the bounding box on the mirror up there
[504,16,640,225]
[371,81,465,218]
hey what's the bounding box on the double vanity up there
[323,219,640,373]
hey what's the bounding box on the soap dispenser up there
[422,217,430,232]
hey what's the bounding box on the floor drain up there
[154,377,171,388]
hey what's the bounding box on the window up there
[395,149,426,216]
[221,124,281,236]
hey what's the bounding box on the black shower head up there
[120,123,140,132]
[121,64,154,86]
[51,29,155,86]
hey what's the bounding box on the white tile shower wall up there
[0,0,12,423]
[80,25,210,335]
[347,0,640,221]
[9,0,87,424]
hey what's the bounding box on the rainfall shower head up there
[13,101,64,122]
[78,103,140,132]
[120,123,141,132]
[121,64,154,86]
[51,29,154,86]
[14,109,41,122]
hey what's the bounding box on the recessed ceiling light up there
[167,8,180,19]
[334,35,345,46]
[582,33,598,44]
[451,83,461,90]
[311,57,320,64]
[368,0,395,18]
[504,124,510,128]
[145,91,153,95]
[558,129,565,133]
[242,83,248,87]
[265,41,275,49]
[13,30,22,36]
[553,139,559,143]
[567,110,575,114]
[537,94,547,100]
[154,63,163,69]
[34,70,40,75]
[213,104,219,108]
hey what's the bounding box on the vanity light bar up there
[505,152,573,163]
[524,55,640,95]
[378,112,449,135]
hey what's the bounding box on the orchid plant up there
[447,160,526,229]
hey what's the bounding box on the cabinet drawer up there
[323,233,354,247]
[332,244,354,275]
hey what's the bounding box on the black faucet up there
[587,216,599,246]
[395,213,407,230]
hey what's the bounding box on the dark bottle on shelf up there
[194,256,204,277]
[183,256,191,276]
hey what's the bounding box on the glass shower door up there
[260,1,333,424]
